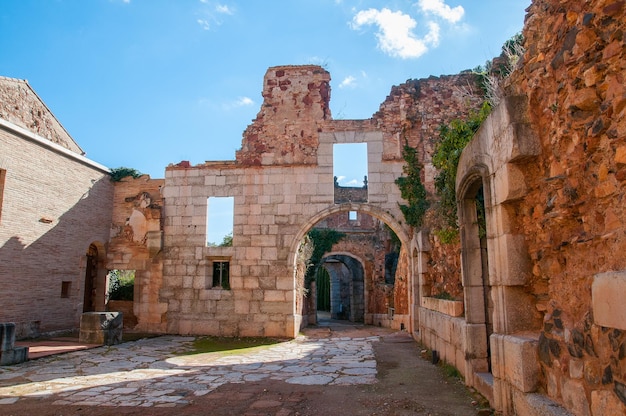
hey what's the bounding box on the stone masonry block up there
[493,163,528,205]
[0,346,28,366]
[493,333,540,393]
[463,323,488,360]
[79,312,123,346]
[593,271,626,330]
[493,233,531,286]
[562,378,591,416]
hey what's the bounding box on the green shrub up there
[110,167,142,182]
[108,270,135,301]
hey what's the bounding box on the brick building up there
[0,77,113,339]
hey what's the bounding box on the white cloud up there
[339,76,356,88]
[345,179,359,186]
[351,8,438,59]
[216,4,234,15]
[417,0,464,24]
[196,1,235,31]
[235,97,254,106]
[222,96,255,110]
[198,96,254,110]
[197,19,210,30]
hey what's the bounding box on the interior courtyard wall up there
[0,118,113,338]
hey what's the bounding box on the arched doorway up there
[83,244,98,313]
[459,172,493,375]
[319,254,365,322]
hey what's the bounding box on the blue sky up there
[0,0,529,183]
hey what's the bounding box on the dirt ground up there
[2,324,492,416]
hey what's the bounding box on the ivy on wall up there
[304,229,345,285]
[395,142,429,228]
[432,101,492,231]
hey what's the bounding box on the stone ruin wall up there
[236,65,331,166]
[504,0,626,412]
[101,64,491,338]
[372,73,484,192]
[0,77,83,154]
[106,175,167,333]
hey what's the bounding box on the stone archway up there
[290,203,411,332]
[320,253,366,322]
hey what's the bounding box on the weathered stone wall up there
[106,175,166,332]
[502,0,626,414]
[0,77,83,154]
[236,66,331,166]
[372,73,484,193]
[421,235,462,299]
[0,119,113,338]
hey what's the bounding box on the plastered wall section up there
[0,122,113,337]
[161,129,406,338]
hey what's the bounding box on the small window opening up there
[207,197,234,247]
[349,211,357,221]
[61,281,71,298]
[212,261,230,290]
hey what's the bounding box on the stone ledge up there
[421,297,464,317]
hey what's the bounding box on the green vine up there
[395,141,429,228]
[304,229,345,285]
[432,101,491,230]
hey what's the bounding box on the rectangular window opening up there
[207,196,234,247]
[61,281,71,298]
[333,143,368,204]
[349,211,357,221]
[211,260,230,290]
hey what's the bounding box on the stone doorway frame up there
[455,96,543,412]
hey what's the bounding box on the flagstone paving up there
[0,334,380,408]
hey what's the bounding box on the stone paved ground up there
[0,322,489,415]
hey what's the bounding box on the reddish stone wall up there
[372,73,484,192]
[422,236,462,300]
[236,65,331,166]
[503,0,626,412]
